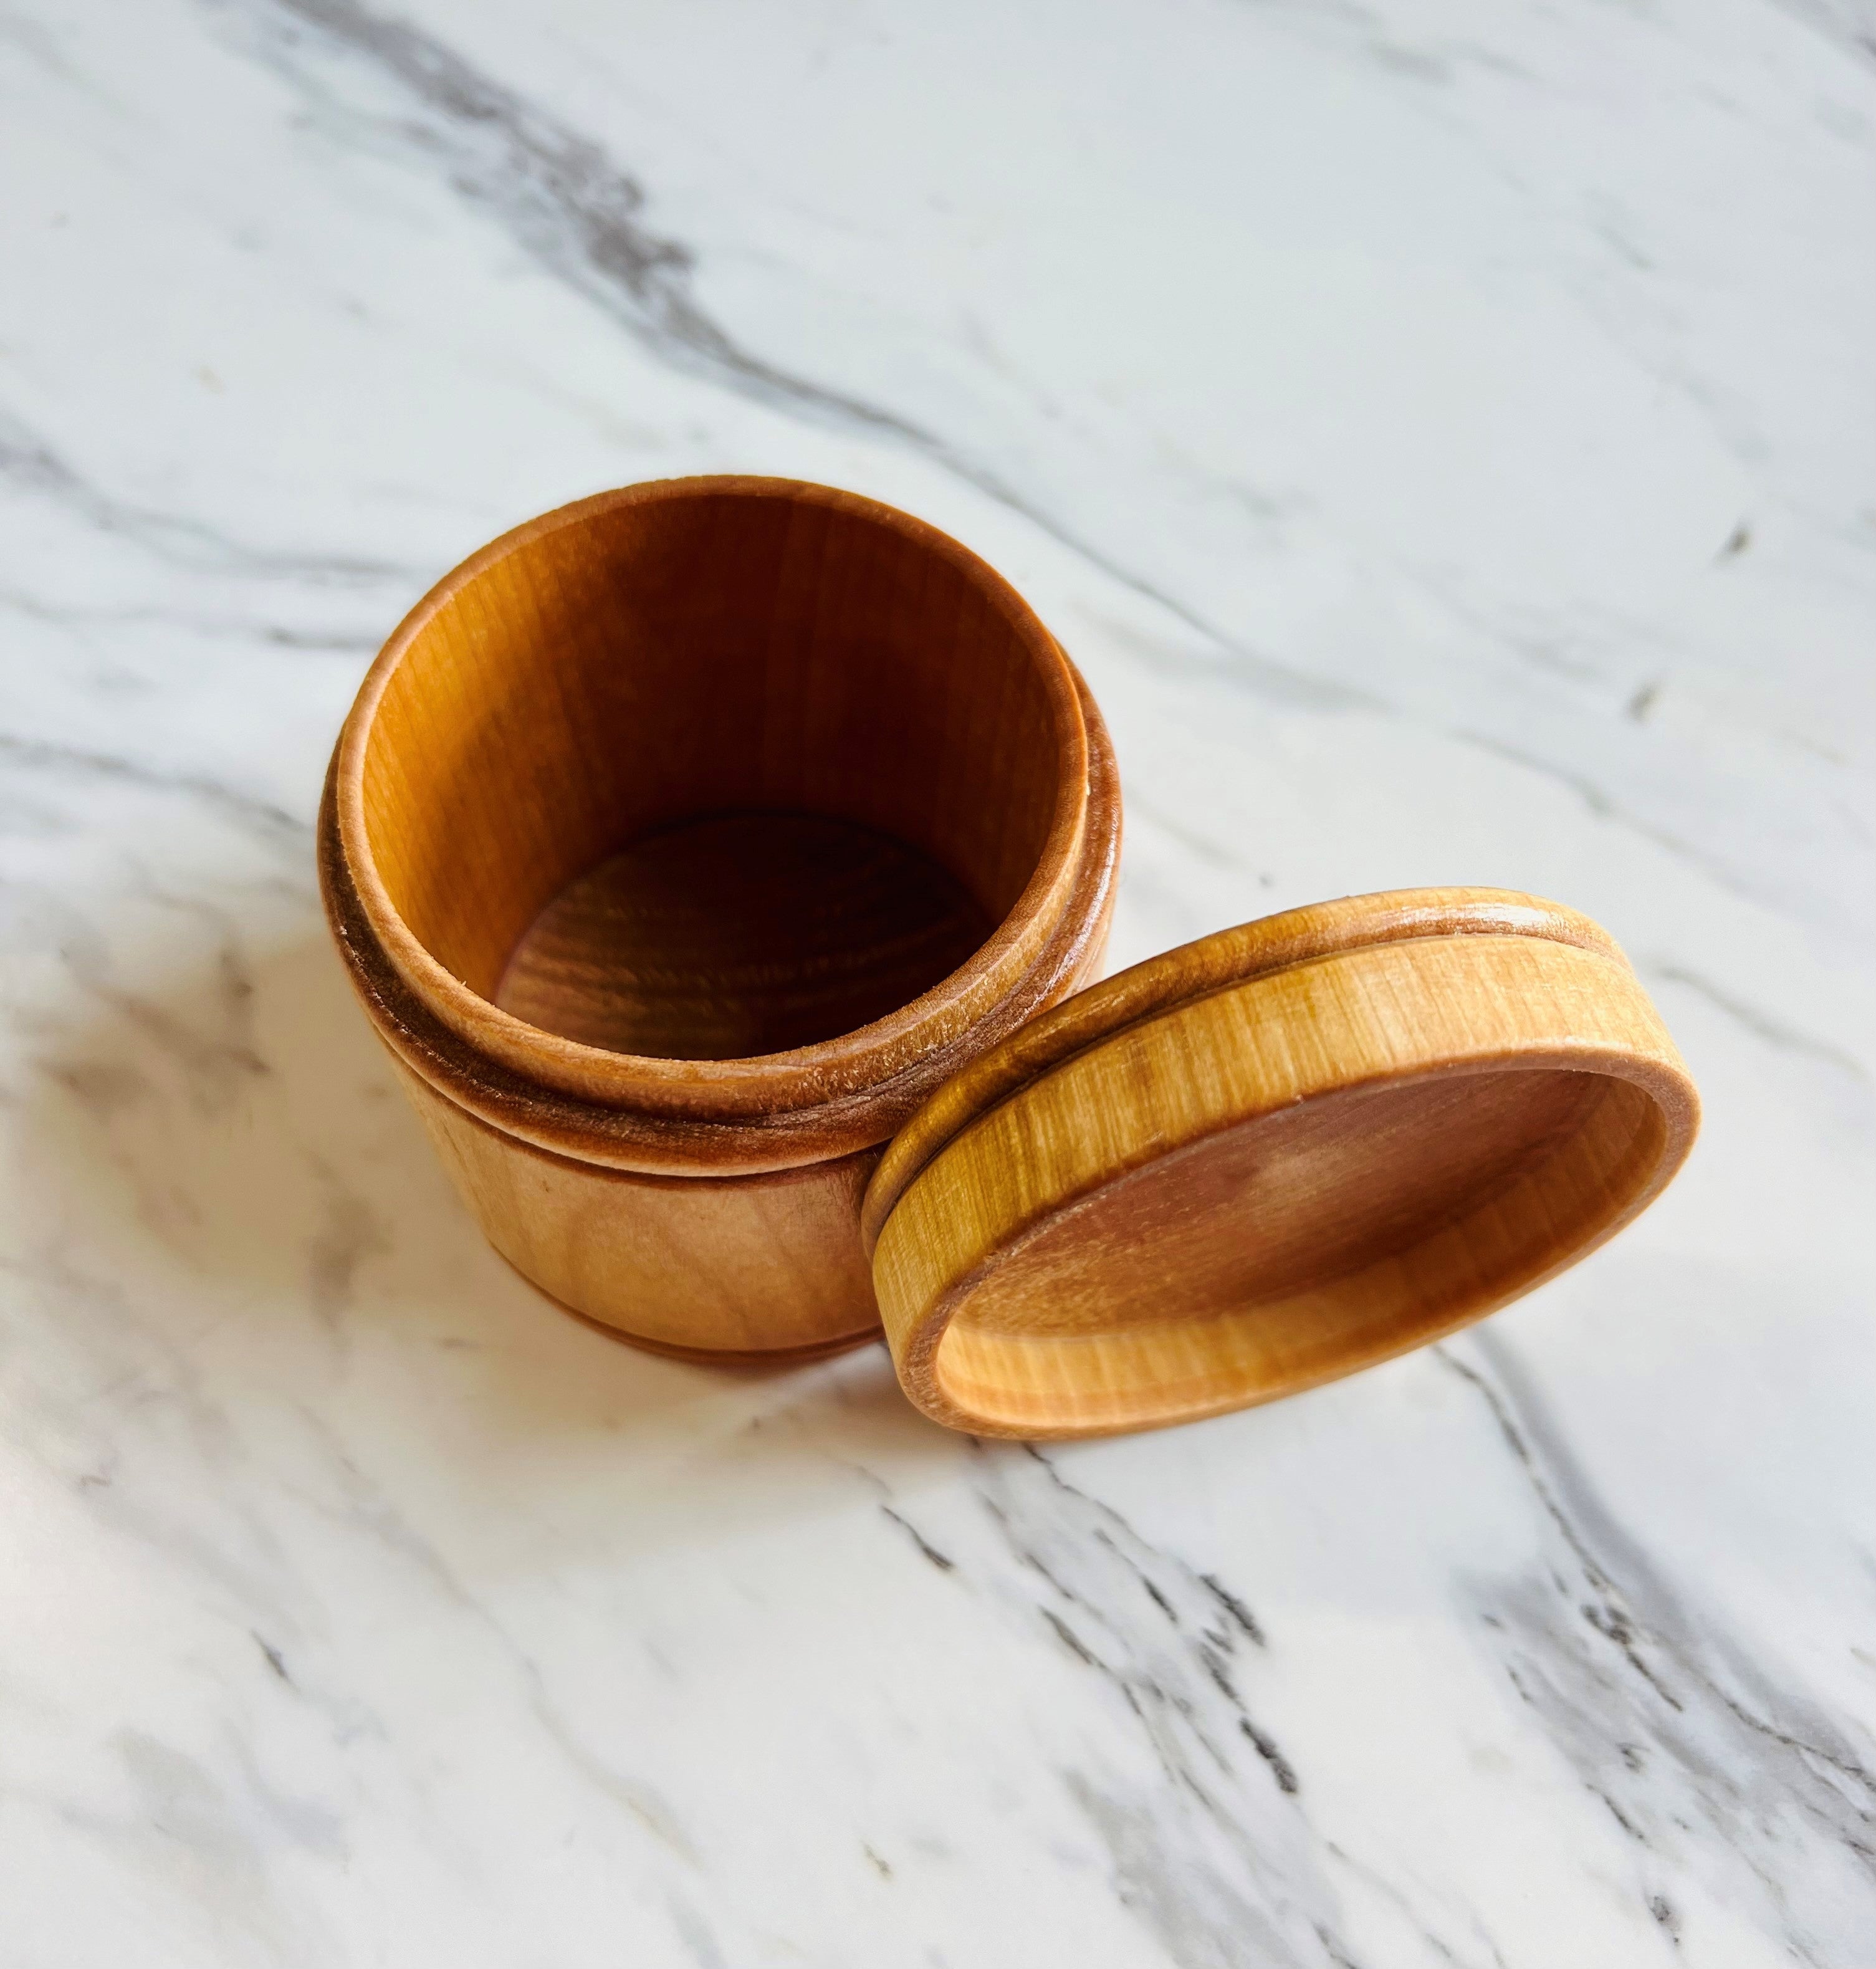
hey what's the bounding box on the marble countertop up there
[3,2,1872,1963]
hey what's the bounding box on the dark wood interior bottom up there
[494,811,995,1061]
[950,1069,1615,1342]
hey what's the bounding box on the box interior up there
[359,493,1070,1060]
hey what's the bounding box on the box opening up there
[358,487,1068,1060]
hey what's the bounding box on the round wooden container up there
[321,476,1698,1437]
[319,478,1121,1362]
[864,891,1698,1437]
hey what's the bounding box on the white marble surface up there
[2,1,1872,1962]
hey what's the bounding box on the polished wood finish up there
[392,1059,884,1356]
[497,812,992,1061]
[322,484,1696,1420]
[320,479,1121,1356]
[320,707,1117,1175]
[335,477,1096,1120]
[866,891,1700,1439]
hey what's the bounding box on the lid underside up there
[866,889,1699,1439]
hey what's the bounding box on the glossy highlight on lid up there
[867,893,1700,1439]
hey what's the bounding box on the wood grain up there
[319,477,1121,1356]
[333,476,1094,1118]
[496,812,992,1061]
[869,899,1698,1438]
[394,1058,886,1358]
[319,684,1117,1173]
[863,886,1629,1245]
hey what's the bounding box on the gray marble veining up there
[1,1,1871,1962]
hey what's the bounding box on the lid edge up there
[862,888,1630,1248]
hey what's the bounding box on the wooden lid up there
[863,889,1699,1439]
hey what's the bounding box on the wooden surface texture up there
[332,476,1094,1119]
[496,812,993,1061]
[319,478,1121,1356]
[869,895,1699,1437]
[394,1058,886,1358]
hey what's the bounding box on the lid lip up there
[904,1056,1688,1442]
[331,476,1094,1121]
[862,888,1632,1250]
[872,929,1701,1441]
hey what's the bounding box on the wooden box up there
[320,478,1697,1438]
